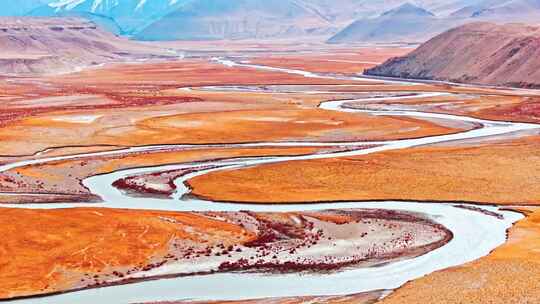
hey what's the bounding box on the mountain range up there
[4,0,540,41]
[133,0,339,40]
[329,0,540,43]
[328,3,457,43]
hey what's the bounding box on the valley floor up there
[0,44,539,303]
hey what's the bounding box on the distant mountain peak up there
[381,2,435,18]
[49,0,119,13]
[327,1,448,44]
[47,0,167,13]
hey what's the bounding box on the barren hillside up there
[0,17,166,75]
[365,22,540,88]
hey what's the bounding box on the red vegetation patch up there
[487,99,540,122]
[112,166,215,198]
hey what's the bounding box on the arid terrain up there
[0,17,169,75]
[366,22,540,88]
[0,37,539,304]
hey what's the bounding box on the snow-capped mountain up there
[31,0,190,35]
[31,0,339,39]
[48,0,123,13]
[46,0,186,15]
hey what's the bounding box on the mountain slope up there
[328,3,456,43]
[364,22,540,88]
[135,0,332,41]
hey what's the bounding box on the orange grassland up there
[188,135,540,205]
[0,208,253,299]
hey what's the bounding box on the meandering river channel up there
[1,59,539,303]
